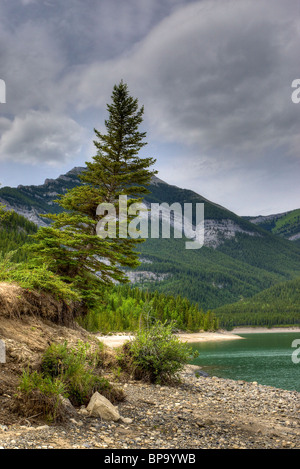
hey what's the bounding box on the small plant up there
[118,320,197,384]
[40,340,123,406]
[0,256,81,302]
[15,370,68,423]
[16,340,124,423]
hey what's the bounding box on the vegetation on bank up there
[116,320,198,385]
[14,340,124,422]
[0,82,202,424]
[1,80,300,426]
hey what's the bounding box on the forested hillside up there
[246,208,300,244]
[1,168,300,317]
[0,210,37,262]
[134,228,300,310]
[214,277,300,329]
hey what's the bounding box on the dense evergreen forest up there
[214,277,300,329]
[1,205,299,331]
[135,234,300,309]
[0,211,219,332]
[77,284,219,333]
[0,210,37,262]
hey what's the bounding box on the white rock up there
[86,392,120,421]
[120,417,133,424]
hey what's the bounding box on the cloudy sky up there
[0,0,299,216]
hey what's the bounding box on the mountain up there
[0,167,85,226]
[1,168,300,313]
[245,209,300,245]
[132,178,300,310]
[214,276,300,328]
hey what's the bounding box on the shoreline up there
[97,330,243,348]
[98,326,300,348]
[231,326,300,334]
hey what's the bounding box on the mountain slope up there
[0,167,84,226]
[1,168,300,311]
[246,209,300,244]
[214,277,300,328]
[0,210,37,262]
[133,178,300,308]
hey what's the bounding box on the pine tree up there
[30,81,157,305]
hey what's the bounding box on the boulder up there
[58,396,78,419]
[86,392,121,421]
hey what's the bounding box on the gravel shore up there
[0,367,299,450]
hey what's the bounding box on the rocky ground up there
[0,310,299,450]
[0,366,299,450]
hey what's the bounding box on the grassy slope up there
[245,208,300,240]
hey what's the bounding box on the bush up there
[16,340,124,423]
[15,370,68,423]
[117,320,197,384]
[40,340,123,406]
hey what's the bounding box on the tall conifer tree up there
[31,81,156,304]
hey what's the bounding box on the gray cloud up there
[0,111,84,165]
[0,0,299,215]
[62,0,299,162]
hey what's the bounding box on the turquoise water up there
[190,332,300,392]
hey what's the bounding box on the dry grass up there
[0,282,27,318]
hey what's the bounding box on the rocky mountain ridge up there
[0,167,262,248]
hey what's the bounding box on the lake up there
[189,332,300,392]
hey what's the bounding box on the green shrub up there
[16,370,68,423]
[40,340,123,406]
[16,340,124,423]
[117,320,197,384]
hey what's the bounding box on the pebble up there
[0,370,299,449]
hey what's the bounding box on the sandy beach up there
[97,330,244,348]
[97,327,300,348]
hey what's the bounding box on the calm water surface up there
[190,332,300,392]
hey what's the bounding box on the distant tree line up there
[78,285,219,333]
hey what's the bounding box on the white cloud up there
[0,111,84,166]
